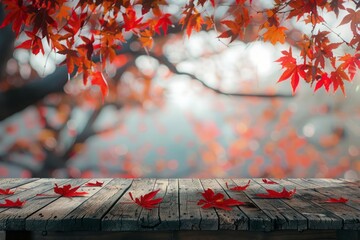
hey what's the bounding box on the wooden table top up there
[0,178,359,232]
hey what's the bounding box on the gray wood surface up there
[179,179,218,230]
[62,178,132,231]
[0,179,71,230]
[286,178,360,230]
[0,178,359,232]
[239,178,307,230]
[217,179,272,231]
[25,179,91,231]
[200,179,248,230]
[102,178,157,231]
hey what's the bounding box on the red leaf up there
[257,187,296,199]
[84,181,103,187]
[197,188,245,211]
[226,180,250,191]
[0,198,26,208]
[129,189,163,210]
[262,179,278,184]
[54,184,88,197]
[324,197,348,203]
[0,188,15,195]
[275,48,302,93]
[155,14,172,35]
[91,71,108,100]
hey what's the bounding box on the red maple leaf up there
[129,189,163,210]
[324,197,348,203]
[37,184,88,198]
[91,71,108,100]
[0,0,29,36]
[0,188,15,195]
[197,188,245,210]
[0,198,26,208]
[257,187,296,199]
[54,184,88,197]
[154,13,172,35]
[276,48,302,94]
[262,178,278,184]
[84,181,104,187]
[226,180,250,191]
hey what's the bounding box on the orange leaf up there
[263,25,287,45]
[91,71,109,100]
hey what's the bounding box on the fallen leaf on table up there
[84,181,104,187]
[129,189,163,210]
[197,188,245,210]
[226,180,250,191]
[36,184,88,198]
[257,187,296,199]
[262,179,278,184]
[0,188,15,195]
[324,197,348,203]
[0,198,25,208]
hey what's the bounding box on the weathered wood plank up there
[25,179,94,231]
[101,178,156,231]
[138,179,179,230]
[0,178,71,230]
[199,179,248,230]
[217,179,272,231]
[237,178,307,230]
[0,178,39,200]
[155,179,179,231]
[62,178,132,231]
[286,178,360,230]
[179,179,218,230]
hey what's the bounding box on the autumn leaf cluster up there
[0,0,359,97]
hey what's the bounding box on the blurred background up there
[0,2,359,179]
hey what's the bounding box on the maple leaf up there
[180,7,204,37]
[0,0,29,36]
[331,68,349,95]
[123,7,143,32]
[218,5,250,42]
[338,53,360,80]
[257,187,296,199]
[78,35,95,60]
[139,29,154,48]
[339,8,360,35]
[324,197,348,203]
[0,188,15,195]
[16,31,45,55]
[91,71,109,100]
[263,25,287,45]
[0,198,26,208]
[276,48,302,94]
[129,189,163,210]
[53,184,88,197]
[226,180,250,191]
[197,188,245,211]
[314,73,331,92]
[57,48,79,75]
[154,13,172,35]
[329,0,345,17]
[84,181,104,187]
[262,178,278,184]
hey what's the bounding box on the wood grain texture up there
[239,178,307,231]
[0,178,71,230]
[286,178,360,230]
[217,179,272,231]
[101,178,157,231]
[179,179,218,230]
[200,179,248,230]
[0,178,359,233]
[62,178,132,231]
[25,179,91,231]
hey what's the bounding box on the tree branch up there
[147,52,294,98]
